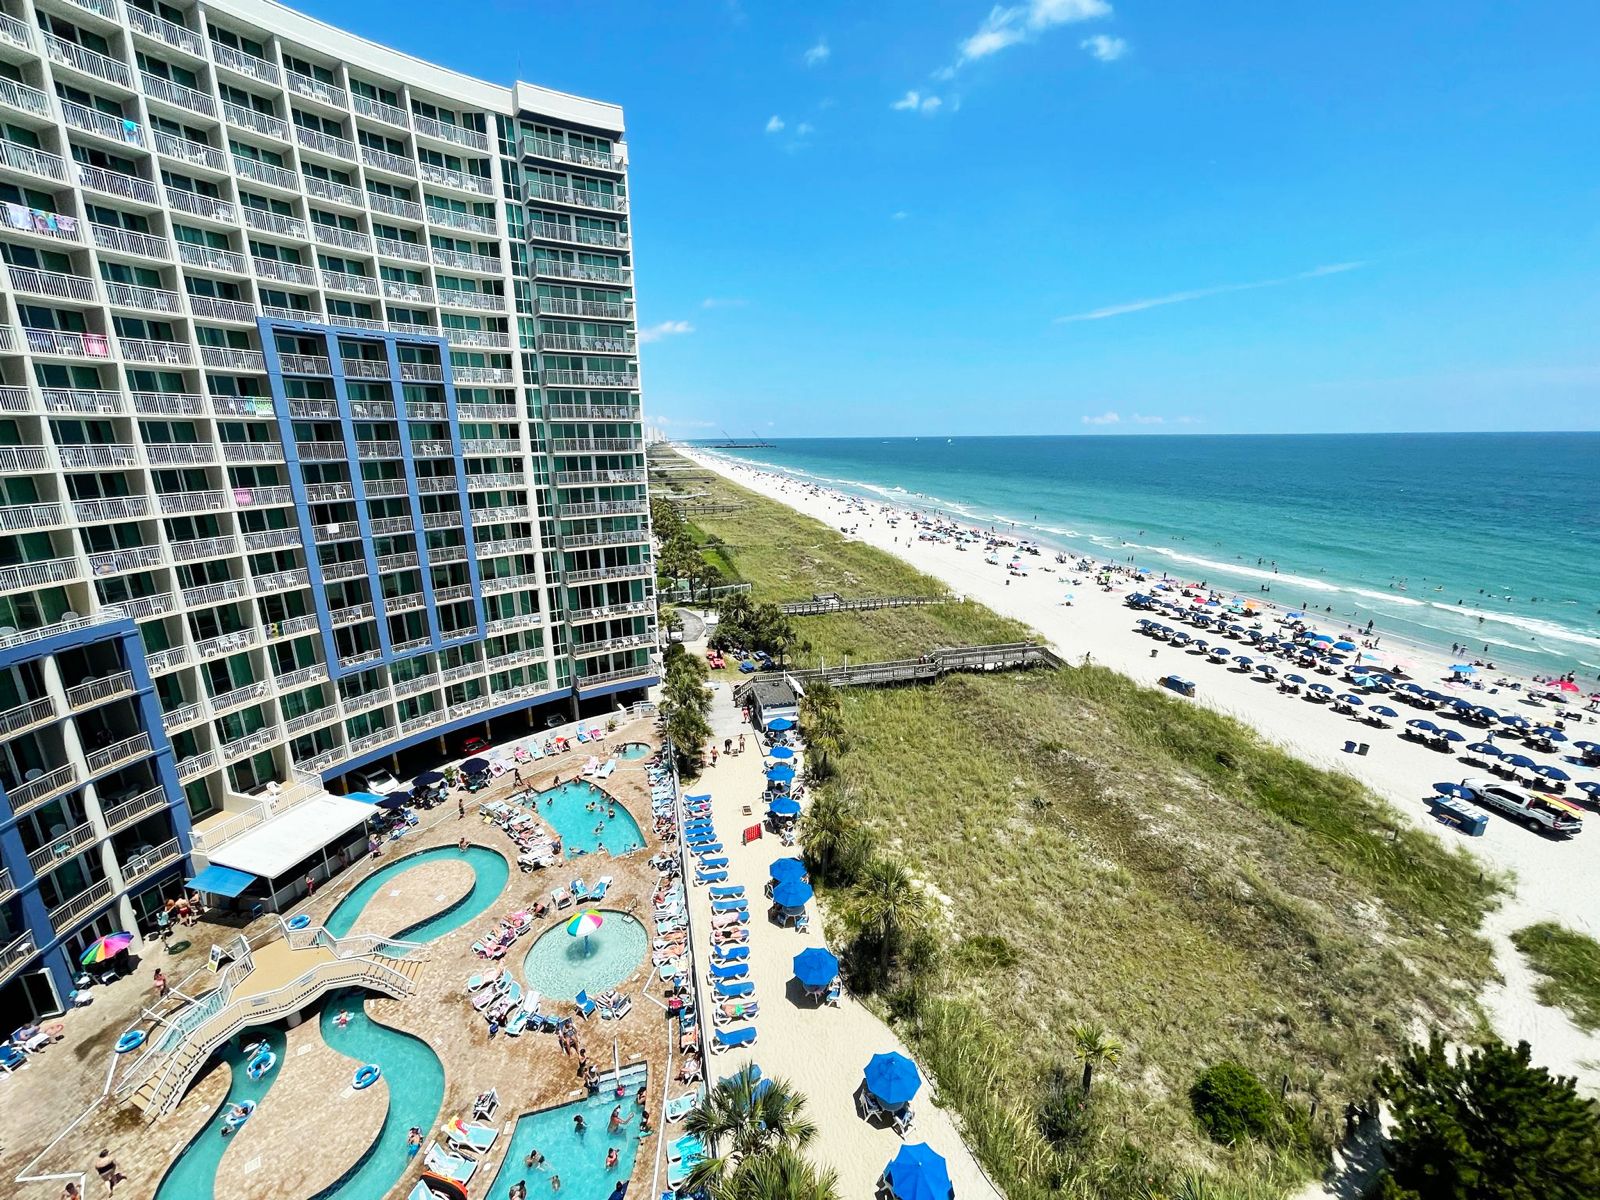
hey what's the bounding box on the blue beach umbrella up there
[770,857,808,882]
[1576,741,1600,754]
[413,770,445,787]
[1535,765,1571,782]
[1577,782,1600,800]
[767,745,796,760]
[1286,611,1305,619]
[1466,742,1503,757]
[766,763,796,783]
[379,790,412,811]
[1337,694,1364,706]
[1533,727,1567,742]
[1472,707,1500,721]
[793,947,840,989]
[1502,753,1537,770]
[766,717,795,731]
[1434,783,1474,799]
[1407,719,1439,732]
[771,880,813,909]
[1437,729,1466,743]
[1333,640,1358,652]
[1309,683,1334,695]
[884,1144,952,1200]
[1285,674,1307,685]
[1501,715,1532,731]
[460,757,490,776]
[1310,633,1333,644]
[864,1052,922,1108]
[768,796,802,818]
[1448,698,1474,711]
[1370,706,1398,718]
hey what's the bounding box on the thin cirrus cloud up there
[1081,412,1202,427]
[891,90,943,115]
[1054,262,1368,324]
[803,39,830,66]
[1080,34,1127,61]
[638,320,694,343]
[764,115,785,133]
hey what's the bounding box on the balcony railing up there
[321,269,377,295]
[233,156,299,191]
[177,242,246,274]
[175,749,215,779]
[353,93,409,127]
[121,338,195,365]
[533,259,629,285]
[7,763,77,815]
[74,496,148,522]
[180,575,244,604]
[446,328,510,349]
[8,265,96,302]
[543,369,639,389]
[0,76,49,118]
[537,333,636,355]
[418,162,492,195]
[254,257,317,285]
[210,680,269,712]
[313,224,372,252]
[61,99,143,146]
[129,8,205,57]
[65,670,134,710]
[92,222,169,258]
[49,877,114,932]
[195,628,256,659]
[106,281,183,312]
[27,821,95,875]
[437,287,503,311]
[0,696,55,737]
[359,145,414,176]
[187,294,256,322]
[132,390,204,415]
[286,70,345,109]
[536,296,634,320]
[212,42,279,85]
[375,236,428,262]
[43,32,133,88]
[105,785,170,831]
[142,73,215,117]
[170,533,236,561]
[521,134,625,172]
[524,179,627,213]
[23,327,111,360]
[296,125,355,160]
[122,837,182,885]
[155,130,228,172]
[0,139,66,181]
[528,219,627,249]
[87,542,163,575]
[0,12,31,53]
[78,163,160,205]
[413,113,488,151]
[223,100,287,140]
[426,206,497,236]
[199,346,265,371]
[366,190,424,221]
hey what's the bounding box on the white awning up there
[208,794,373,881]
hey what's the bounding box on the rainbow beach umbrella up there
[567,909,604,955]
[80,931,133,966]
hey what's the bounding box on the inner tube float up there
[114,1029,145,1054]
[353,1063,381,1090]
[221,1100,255,1136]
[245,1044,277,1081]
[286,913,312,931]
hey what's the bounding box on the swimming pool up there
[154,844,509,1200]
[618,742,652,760]
[522,911,648,1003]
[532,780,646,858]
[151,1028,288,1200]
[481,1068,650,1200]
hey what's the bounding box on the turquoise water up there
[155,844,508,1200]
[707,434,1600,680]
[533,781,646,858]
[619,743,652,761]
[481,1072,649,1200]
[151,1028,287,1200]
[521,912,648,1003]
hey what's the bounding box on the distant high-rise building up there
[0,0,653,1018]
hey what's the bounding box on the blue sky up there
[304,0,1600,436]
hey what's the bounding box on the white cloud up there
[803,39,830,66]
[1055,262,1367,324]
[701,297,747,310]
[638,320,695,343]
[764,115,785,134]
[891,90,943,115]
[891,211,909,220]
[955,0,1112,66]
[655,414,716,429]
[795,122,815,136]
[1081,34,1127,61]
[1081,411,1121,425]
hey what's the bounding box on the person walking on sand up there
[458,797,466,819]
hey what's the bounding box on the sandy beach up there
[682,448,1600,1094]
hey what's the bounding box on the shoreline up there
[680,447,1600,1095]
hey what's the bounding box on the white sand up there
[682,449,1600,1095]
[680,676,1005,1200]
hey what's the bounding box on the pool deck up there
[232,938,338,1002]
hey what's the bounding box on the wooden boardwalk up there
[778,593,945,617]
[736,641,1062,698]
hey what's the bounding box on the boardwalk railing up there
[737,641,1062,700]
[778,594,945,617]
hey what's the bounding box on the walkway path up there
[684,670,1003,1200]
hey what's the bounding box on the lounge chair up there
[552,888,573,910]
[711,899,746,913]
[664,1092,699,1123]
[589,875,612,900]
[571,879,589,902]
[695,869,727,885]
[601,994,633,1020]
[711,1026,757,1053]
[423,1143,477,1184]
[0,1044,25,1071]
[707,961,747,983]
[715,1001,759,1025]
[708,885,745,899]
[444,1117,499,1155]
[711,945,748,962]
[574,989,597,1019]
[713,980,754,1000]
[698,856,729,869]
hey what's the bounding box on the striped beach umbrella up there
[80,931,134,966]
[566,910,604,938]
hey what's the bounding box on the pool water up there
[521,912,648,1003]
[618,742,652,761]
[155,843,508,1200]
[482,1070,650,1200]
[532,780,646,858]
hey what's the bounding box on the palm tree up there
[798,790,857,882]
[848,857,933,975]
[684,1066,817,1193]
[718,1146,841,1200]
[1070,1022,1122,1095]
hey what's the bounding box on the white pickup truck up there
[1459,777,1583,837]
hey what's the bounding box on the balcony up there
[322,269,377,295]
[8,265,96,302]
[187,294,256,322]
[0,385,32,413]
[255,256,317,286]
[0,695,55,738]
[210,679,269,713]
[284,704,338,735]
[565,562,650,585]
[574,633,658,658]
[0,12,31,54]
[521,134,625,173]
[537,333,635,355]
[212,41,278,84]
[485,613,541,635]
[543,369,639,389]
[366,191,424,222]
[0,868,13,902]
[175,749,215,779]
[104,784,170,831]
[560,527,650,549]
[314,224,372,252]
[142,73,215,118]
[27,822,95,876]
[524,179,626,213]
[419,162,492,196]
[65,670,134,710]
[0,446,53,472]
[296,125,355,160]
[446,328,510,350]
[279,352,331,375]
[178,242,246,274]
[393,672,439,699]
[195,628,256,658]
[555,468,646,486]
[233,156,299,191]
[199,346,265,371]
[527,220,627,250]
[242,528,301,551]
[567,598,654,623]
[437,287,503,312]
[413,113,488,151]
[128,8,205,58]
[0,139,66,182]
[399,362,444,383]
[536,296,634,321]
[179,576,244,605]
[87,544,164,575]
[9,763,77,817]
[170,533,237,562]
[551,437,640,454]
[106,280,183,313]
[339,648,383,669]
[374,235,428,263]
[451,366,516,385]
[532,259,629,285]
[359,144,415,177]
[121,337,195,365]
[421,510,462,530]
[74,496,149,522]
[482,572,536,595]
[146,646,187,674]
[43,32,133,89]
[253,567,308,593]
[329,602,374,627]
[49,877,114,932]
[575,664,656,691]
[23,327,111,361]
[155,130,228,172]
[122,837,182,885]
[353,93,408,127]
[343,686,392,716]
[0,501,61,534]
[78,163,160,206]
[92,222,169,259]
[61,99,143,146]
[426,206,497,236]
[132,390,204,415]
[223,100,287,141]
[286,70,346,110]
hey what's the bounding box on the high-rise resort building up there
[0,0,654,1021]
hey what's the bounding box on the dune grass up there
[1511,923,1600,1033]
[668,450,1502,1197]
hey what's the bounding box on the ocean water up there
[699,434,1600,681]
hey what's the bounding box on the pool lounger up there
[711,899,747,913]
[665,1092,700,1123]
[698,856,729,869]
[695,869,727,885]
[707,960,747,982]
[708,885,745,899]
[692,844,725,858]
[445,1118,500,1154]
[667,1133,706,1163]
[589,876,612,900]
[711,1026,758,1053]
[714,980,755,999]
[711,944,748,962]
[423,1143,477,1183]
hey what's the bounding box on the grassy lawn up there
[1511,923,1600,1032]
[668,451,1501,1198]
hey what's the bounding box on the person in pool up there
[605,1147,619,1170]
[573,1113,587,1134]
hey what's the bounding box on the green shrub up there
[1190,1063,1277,1144]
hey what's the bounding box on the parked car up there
[461,735,490,756]
[1459,777,1583,837]
[353,767,402,795]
